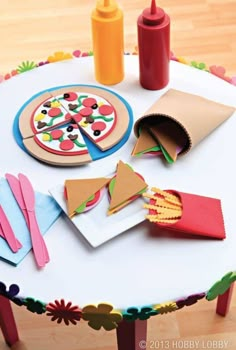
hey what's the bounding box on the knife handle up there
[22,209,49,263]
[27,211,47,268]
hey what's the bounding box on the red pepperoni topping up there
[50,130,64,140]
[82,98,97,107]
[73,113,83,123]
[65,113,72,120]
[48,108,62,117]
[91,121,106,131]
[64,92,77,101]
[59,139,74,151]
[98,105,114,115]
[80,107,93,117]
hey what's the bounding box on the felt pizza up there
[18,85,131,166]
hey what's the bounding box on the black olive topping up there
[94,130,101,136]
[67,125,74,132]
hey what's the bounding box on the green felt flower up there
[17,61,37,73]
[190,61,207,71]
[24,297,46,314]
[123,306,157,321]
[206,272,236,301]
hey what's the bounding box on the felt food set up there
[17,85,131,166]
[132,89,235,163]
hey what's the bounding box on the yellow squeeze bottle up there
[91,0,124,85]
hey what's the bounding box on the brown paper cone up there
[134,89,235,155]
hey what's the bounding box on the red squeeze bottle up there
[137,0,170,90]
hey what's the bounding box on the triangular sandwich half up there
[108,160,148,215]
[65,177,110,217]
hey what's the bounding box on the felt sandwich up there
[64,177,110,217]
[107,160,148,215]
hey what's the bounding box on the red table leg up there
[216,283,234,316]
[0,295,19,346]
[116,319,147,350]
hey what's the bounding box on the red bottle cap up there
[142,0,165,25]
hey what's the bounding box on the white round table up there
[0,55,235,318]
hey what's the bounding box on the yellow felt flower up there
[154,302,178,314]
[42,133,51,141]
[177,57,188,64]
[50,101,61,108]
[47,51,73,63]
[82,303,122,331]
[34,113,45,121]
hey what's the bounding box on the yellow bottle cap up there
[96,0,118,18]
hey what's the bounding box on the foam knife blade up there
[5,173,49,262]
[18,173,47,268]
[0,205,21,253]
[5,173,29,226]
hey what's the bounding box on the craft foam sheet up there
[1,56,236,309]
[0,178,61,265]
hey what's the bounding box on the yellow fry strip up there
[144,199,181,210]
[146,215,179,223]
[151,187,182,204]
[153,218,179,224]
[143,192,182,208]
[164,197,182,208]
[147,207,181,216]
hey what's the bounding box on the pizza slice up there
[23,121,92,166]
[108,160,148,215]
[19,92,72,138]
[64,177,110,217]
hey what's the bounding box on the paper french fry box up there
[134,89,235,156]
[149,190,226,239]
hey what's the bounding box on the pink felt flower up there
[209,66,231,83]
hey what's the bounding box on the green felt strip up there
[46,113,64,126]
[135,145,161,157]
[92,115,113,122]
[77,95,88,107]
[73,139,86,148]
[75,194,95,214]
[160,144,174,164]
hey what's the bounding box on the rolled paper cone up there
[134,89,235,156]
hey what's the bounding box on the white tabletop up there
[0,56,236,310]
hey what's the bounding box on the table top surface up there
[0,55,236,310]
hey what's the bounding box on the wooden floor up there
[0,0,236,349]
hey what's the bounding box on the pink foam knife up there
[0,224,22,250]
[0,205,22,253]
[5,173,49,263]
[18,173,48,268]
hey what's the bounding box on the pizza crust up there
[19,92,53,138]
